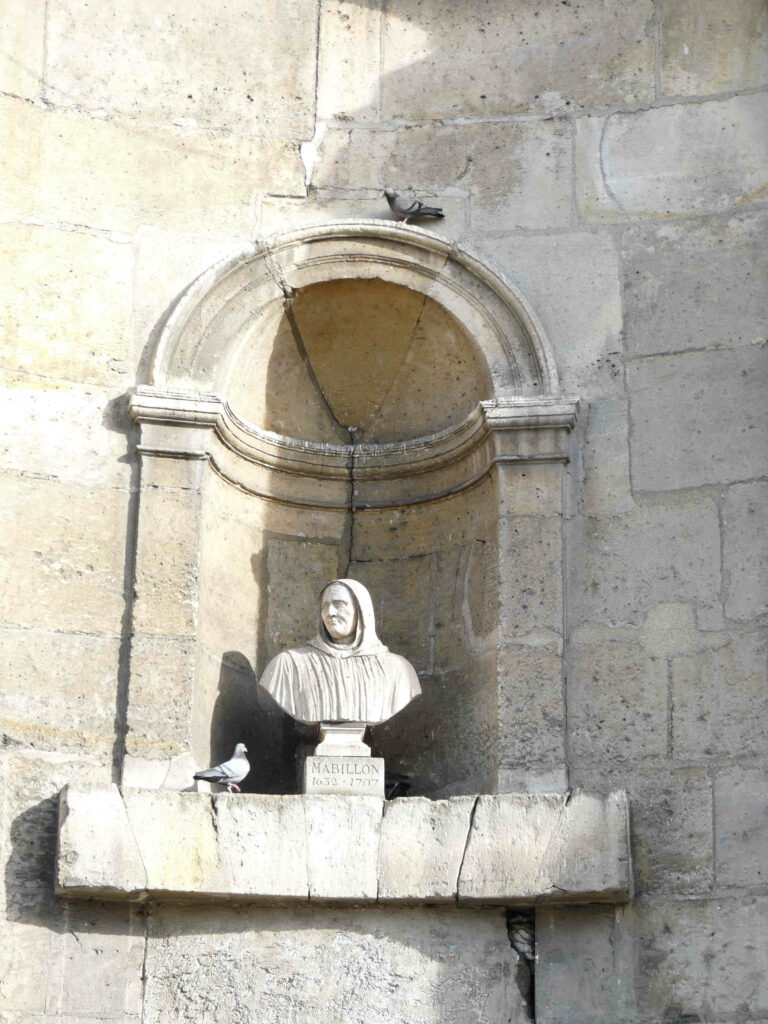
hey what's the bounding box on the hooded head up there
[310,578,388,659]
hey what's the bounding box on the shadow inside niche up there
[208,651,310,795]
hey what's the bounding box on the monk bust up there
[259,579,421,727]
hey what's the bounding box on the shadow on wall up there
[4,791,60,926]
[101,394,141,785]
[207,650,313,796]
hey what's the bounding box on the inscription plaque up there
[303,756,385,796]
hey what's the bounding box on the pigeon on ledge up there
[383,188,444,224]
[193,743,250,793]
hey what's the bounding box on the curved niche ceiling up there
[228,278,494,445]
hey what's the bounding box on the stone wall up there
[2,1,767,1022]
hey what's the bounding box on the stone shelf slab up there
[56,786,631,905]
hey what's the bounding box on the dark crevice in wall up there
[506,909,535,1022]
[139,902,151,1024]
[343,427,360,576]
[281,290,358,576]
[111,394,141,784]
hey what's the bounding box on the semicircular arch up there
[147,221,560,403]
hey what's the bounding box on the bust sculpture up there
[259,578,421,726]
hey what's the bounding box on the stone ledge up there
[56,786,632,906]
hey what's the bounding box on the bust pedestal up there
[302,723,385,796]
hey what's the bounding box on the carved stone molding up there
[130,387,579,508]
[148,221,561,399]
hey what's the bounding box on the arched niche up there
[126,222,578,798]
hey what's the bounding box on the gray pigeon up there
[193,742,250,793]
[383,188,444,223]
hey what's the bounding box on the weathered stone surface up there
[123,634,196,760]
[143,904,529,1024]
[262,194,383,233]
[535,905,623,1024]
[57,784,146,897]
[577,400,634,516]
[723,481,768,621]
[132,484,202,638]
[671,631,768,759]
[571,764,714,896]
[568,498,722,629]
[498,765,569,796]
[352,476,496,560]
[458,792,631,903]
[122,789,218,894]
[0,222,133,386]
[715,768,768,887]
[0,0,44,100]
[286,279,493,445]
[132,228,248,378]
[498,643,566,769]
[496,461,564,517]
[0,473,127,635]
[317,0,381,122]
[46,904,145,1020]
[617,896,768,1021]
[498,516,563,639]
[305,795,382,899]
[660,0,768,96]
[639,601,704,659]
[622,211,768,358]
[213,794,309,897]
[0,919,50,1014]
[196,509,262,670]
[576,94,768,219]
[478,231,623,399]
[568,640,668,764]
[0,379,133,487]
[121,750,200,792]
[378,796,475,900]
[381,0,654,119]
[314,120,572,230]
[0,626,120,755]
[0,96,304,234]
[431,541,496,667]
[45,0,318,139]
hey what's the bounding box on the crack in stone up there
[598,114,629,218]
[455,795,479,900]
[506,908,536,1022]
[119,792,150,896]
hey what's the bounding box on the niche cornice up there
[130,388,578,509]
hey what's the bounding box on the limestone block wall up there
[1,1,767,1022]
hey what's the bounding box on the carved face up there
[321,584,358,642]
